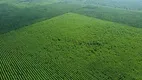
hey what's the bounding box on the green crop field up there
[1,13,142,80]
[0,0,142,80]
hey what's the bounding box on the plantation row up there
[1,13,142,79]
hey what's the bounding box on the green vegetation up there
[1,0,142,80]
[0,0,60,7]
[1,1,142,34]
[74,5,142,28]
[1,13,142,80]
[0,3,80,34]
[84,0,142,10]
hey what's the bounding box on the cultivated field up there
[1,13,142,80]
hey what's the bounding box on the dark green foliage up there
[74,5,142,28]
[0,3,80,34]
[0,1,142,34]
[84,0,142,11]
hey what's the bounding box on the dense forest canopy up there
[0,0,142,34]
[84,0,142,10]
[1,0,142,9]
